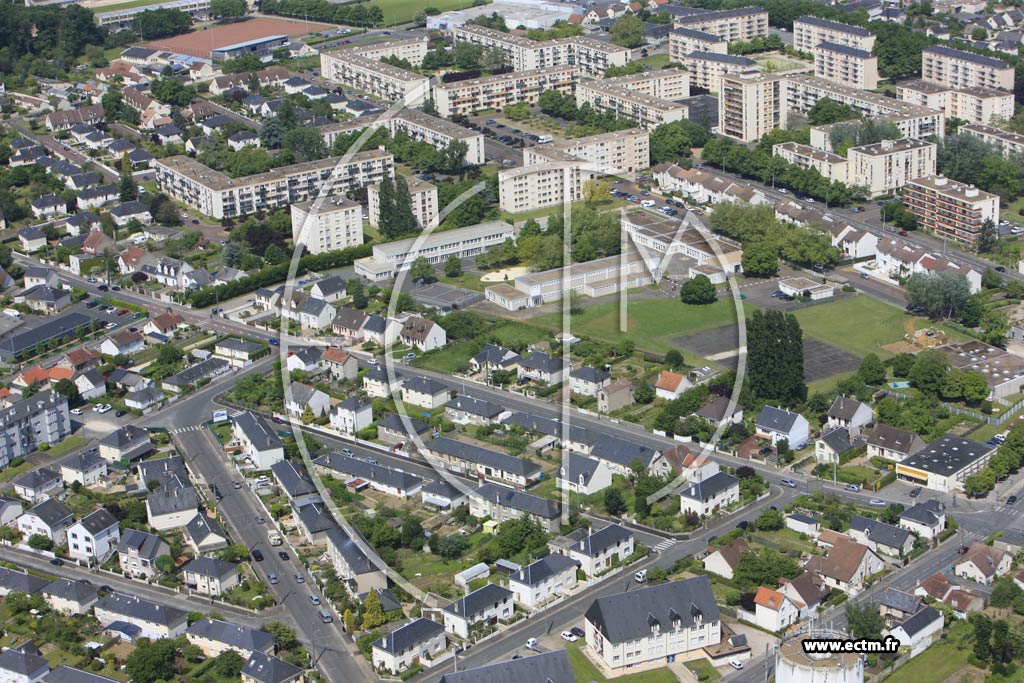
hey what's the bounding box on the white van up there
[3,309,20,319]
[538,134,553,143]
[634,569,647,583]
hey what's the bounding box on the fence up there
[886,388,1024,427]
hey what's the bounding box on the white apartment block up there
[577,69,691,130]
[487,251,652,309]
[368,175,438,229]
[961,123,1024,158]
[432,65,580,118]
[773,142,849,184]
[354,37,430,64]
[290,197,364,255]
[354,220,516,281]
[814,42,879,90]
[154,151,393,220]
[319,51,430,106]
[452,24,630,77]
[523,129,650,175]
[846,139,937,196]
[669,27,727,63]
[897,80,1014,125]
[0,392,71,469]
[498,161,594,213]
[922,45,1014,91]
[719,72,784,142]
[793,15,875,53]
[383,109,486,165]
[685,51,758,94]
[904,175,1000,246]
[673,7,769,43]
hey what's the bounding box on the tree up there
[733,548,800,591]
[134,8,192,39]
[748,310,806,405]
[213,650,245,678]
[908,349,949,397]
[282,127,326,163]
[634,382,655,404]
[649,120,709,165]
[879,503,905,525]
[51,378,80,402]
[905,271,971,319]
[680,275,717,305]
[444,254,463,278]
[409,256,434,283]
[858,353,886,385]
[604,487,627,516]
[755,508,784,531]
[262,621,298,651]
[392,175,418,235]
[845,602,884,640]
[155,555,176,574]
[344,608,357,633]
[126,638,178,683]
[583,179,611,204]
[362,588,386,629]
[972,613,992,661]
[27,534,53,551]
[741,241,779,278]
[210,0,246,18]
[610,14,646,47]
[349,278,367,309]
[807,97,860,125]
[375,175,396,238]
[300,404,315,425]
[665,349,684,370]
[119,153,137,203]
[150,77,195,107]
[978,219,999,254]
[992,619,1010,663]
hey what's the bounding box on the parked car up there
[634,569,647,583]
[561,631,578,642]
[1009,496,1019,506]
[844,483,860,492]
[309,595,320,605]
[780,479,797,488]
[729,660,744,671]
[294,573,305,583]
[251,549,264,562]
[50,558,64,566]
[570,627,585,638]
[255,515,265,524]
[268,573,278,585]
[71,408,83,415]
[868,499,886,506]
[278,551,289,561]
[526,638,538,650]
[909,487,922,498]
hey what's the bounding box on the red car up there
[898,230,908,236]
[957,545,970,554]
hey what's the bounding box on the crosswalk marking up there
[653,539,676,552]
[170,425,205,435]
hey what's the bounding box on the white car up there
[96,404,112,414]
[366,358,379,366]
[105,322,117,330]
[560,631,578,642]
[634,569,647,583]
[641,199,656,208]
[70,408,83,415]
[526,638,538,650]
[729,659,744,670]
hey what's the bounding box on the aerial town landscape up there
[6,0,1024,680]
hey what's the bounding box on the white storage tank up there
[776,631,865,683]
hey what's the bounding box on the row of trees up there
[938,133,1024,202]
[374,175,418,239]
[260,0,384,26]
[133,7,192,39]
[748,309,807,405]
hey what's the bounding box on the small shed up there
[454,562,490,588]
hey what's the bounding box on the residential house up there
[325,527,387,595]
[655,370,691,400]
[826,396,873,435]
[583,576,720,675]
[548,524,634,578]
[318,347,358,381]
[570,366,611,397]
[877,587,922,629]
[74,370,107,401]
[899,499,946,540]
[468,483,561,533]
[363,365,403,398]
[401,377,450,410]
[378,413,431,446]
[786,514,821,536]
[110,200,152,227]
[753,587,799,632]
[648,444,720,481]
[755,406,810,449]
[693,396,744,429]
[331,309,369,343]
[0,647,50,683]
[437,651,573,683]
[332,396,373,436]
[441,583,515,638]
[399,316,446,352]
[702,538,749,580]
[890,606,943,656]
[67,508,120,564]
[93,592,188,640]
[20,286,71,314]
[99,330,146,357]
[426,438,541,489]
[19,227,49,252]
[309,276,347,302]
[241,652,304,683]
[143,312,186,337]
[848,514,914,559]
[184,514,229,554]
[42,577,99,616]
[807,539,884,596]
[371,618,447,676]
[557,453,612,496]
[285,382,332,420]
[13,468,62,504]
[98,425,153,464]
[597,379,634,414]
[270,460,322,508]
[816,427,863,465]
[145,485,199,531]
[955,542,1011,585]
[469,344,520,375]
[182,557,239,596]
[508,553,578,610]
[679,471,740,516]
[865,424,926,461]
[445,396,505,426]
[778,571,827,618]
[285,346,322,373]
[117,529,168,580]
[187,618,275,659]
[233,412,285,469]
[214,338,264,368]
[0,500,22,528]
[517,352,566,385]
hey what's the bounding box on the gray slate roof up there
[241,652,303,683]
[877,587,921,615]
[429,438,540,478]
[850,514,912,551]
[0,648,49,676]
[233,411,283,452]
[472,483,559,519]
[679,471,739,502]
[271,460,318,499]
[186,617,274,654]
[313,453,422,492]
[116,529,166,561]
[42,577,99,604]
[182,556,237,580]
[24,498,73,527]
[510,553,577,587]
[897,605,942,637]
[76,508,118,535]
[584,576,719,644]
[0,568,48,594]
[900,499,945,527]
[95,592,186,627]
[756,405,801,433]
[438,650,574,683]
[442,582,513,619]
[372,617,444,655]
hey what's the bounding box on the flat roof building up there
[897,435,994,492]
[498,161,594,214]
[961,123,1024,158]
[290,196,364,255]
[793,15,875,53]
[773,141,849,184]
[368,175,438,229]
[577,69,691,130]
[319,51,430,107]
[452,24,630,77]
[686,51,758,94]
[846,138,937,196]
[814,42,879,90]
[922,45,1014,91]
[673,6,769,43]
[432,65,581,118]
[897,79,1014,125]
[669,27,728,63]
[154,151,393,220]
[904,174,999,245]
[523,128,650,175]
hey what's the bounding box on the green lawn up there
[0,460,33,483]
[44,436,87,458]
[565,642,681,683]
[791,296,910,358]
[410,343,478,374]
[686,660,721,683]
[372,0,485,24]
[437,272,484,292]
[532,298,747,354]
[884,622,973,683]
[636,53,673,69]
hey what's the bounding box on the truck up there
[537,134,553,144]
[269,532,283,546]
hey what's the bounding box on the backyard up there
[883,621,974,683]
[564,641,682,683]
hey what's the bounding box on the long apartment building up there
[0,391,70,469]
[354,220,516,281]
[904,175,1000,245]
[154,151,393,220]
[318,110,485,166]
[773,141,849,184]
[922,45,1014,91]
[95,0,209,29]
[813,42,879,90]
[793,15,875,53]
[319,51,430,107]
[672,7,769,43]
[847,139,937,196]
[720,72,945,143]
[432,65,580,118]
[498,161,595,213]
[367,175,438,228]
[290,196,364,255]
[961,123,1024,158]
[355,37,430,63]
[576,69,691,130]
[452,25,630,77]
[896,80,1014,125]
[669,27,727,63]
[685,51,758,93]
[523,129,650,175]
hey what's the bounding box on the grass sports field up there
[372,0,483,25]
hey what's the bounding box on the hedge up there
[183,243,373,308]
